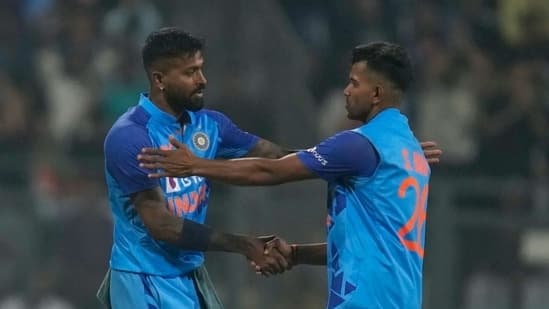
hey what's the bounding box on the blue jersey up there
[297,108,430,309]
[104,93,258,276]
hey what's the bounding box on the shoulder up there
[105,106,152,155]
[300,130,378,169]
[195,109,232,126]
[323,130,372,149]
[296,130,379,181]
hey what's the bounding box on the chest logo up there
[192,132,210,151]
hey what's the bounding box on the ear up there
[152,70,164,91]
[372,84,384,104]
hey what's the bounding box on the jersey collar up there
[138,93,195,126]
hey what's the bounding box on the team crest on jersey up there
[192,132,209,150]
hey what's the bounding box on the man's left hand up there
[420,141,443,164]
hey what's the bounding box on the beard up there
[164,87,205,113]
[345,99,372,122]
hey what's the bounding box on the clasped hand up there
[248,236,293,277]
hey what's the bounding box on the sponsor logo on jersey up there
[166,177,182,193]
[307,147,328,166]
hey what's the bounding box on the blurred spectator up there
[93,1,163,126]
[478,61,549,176]
[0,1,32,77]
[103,0,162,47]
[499,0,549,52]
[99,41,146,124]
[456,0,501,51]
[415,37,479,169]
[339,0,394,43]
[278,0,333,100]
[35,8,100,146]
[0,72,29,142]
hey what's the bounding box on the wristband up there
[177,219,212,251]
[291,244,298,263]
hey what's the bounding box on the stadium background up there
[1,0,548,308]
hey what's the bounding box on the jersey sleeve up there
[203,110,260,159]
[296,131,379,182]
[104,124,160,195]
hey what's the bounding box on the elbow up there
[143,216,180,243]
[144,223,167,241]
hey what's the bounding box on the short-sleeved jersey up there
[104,93,259,276]
[297,108,430,309]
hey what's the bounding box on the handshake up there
[244,235,295,277]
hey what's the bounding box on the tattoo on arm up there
[247,139,291,159]
[132,188,183,244]
[132,187,251,253]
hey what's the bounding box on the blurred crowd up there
[0,0,548,308]
[281,0,549,177]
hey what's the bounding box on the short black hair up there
[142,27,204,72]
[352,42,413,92]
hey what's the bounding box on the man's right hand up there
[243,235,291,276]
[250,236,294,277]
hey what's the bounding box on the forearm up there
[192,157,289,185]
[208,230,252,254]
[149,214,251,254]
[136,188,254,255]
[246,139,298,159]
[292,243,327,266]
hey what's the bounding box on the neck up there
[363,104,398,123]
[149,88,184,117]
[363,107,381,123]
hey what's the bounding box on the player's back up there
[326,108,430,309]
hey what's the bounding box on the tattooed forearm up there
[246,139,292,159]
